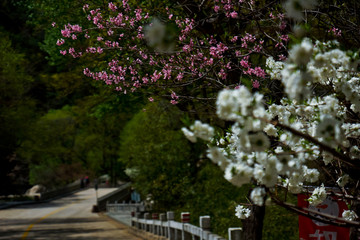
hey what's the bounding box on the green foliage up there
[120,101,252,237]
[262,204,299,240]
[19,107,80,188]
[120,101,196,210]
[263,192,299,240]
[182,162,249,237]
[17,0,94,67]
[0,29,37,194]
[19,91,144,188]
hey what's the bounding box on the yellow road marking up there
[21,193,94,239]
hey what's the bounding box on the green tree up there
[0,29,37,194]
[120,101,199,210]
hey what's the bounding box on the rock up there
[25,185,46,196]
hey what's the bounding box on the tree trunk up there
[242,204,266,240]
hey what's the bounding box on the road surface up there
[0,188,143,240]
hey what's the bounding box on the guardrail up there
[39,180,82,201]
[97,182,131,211]
[130,211,243,240]
[107,202,145,213]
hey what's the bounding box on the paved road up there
[0,188,143,240]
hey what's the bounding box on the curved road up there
[0,188,143,240]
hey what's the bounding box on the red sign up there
[298,194,349,240]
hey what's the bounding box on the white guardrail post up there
[167,211,175,240]
[228,228,243,240]
[144,213,151,232]
[152,213,159,234]
[181,212,191,240]
[200,215,211,239]
[127,206,230,240]
[160,213,167,237]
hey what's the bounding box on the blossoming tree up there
[184,37,360,230]
[54,0,360,239]
[53,0,292,107]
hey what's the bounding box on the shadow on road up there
[0,217,131,240]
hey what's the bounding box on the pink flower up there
[69,47,75,54]
[177,72,184,81]
[230,11,238,18]
[83,68,91,76]
[218,69,227,80]
[97,47,103,54]
[280,35,289,42]
[214,5,220,12]
[142,77,149,84]
[252,80,260,89]
[56,39,65,46]
[231,36,238,43]
[135,9,142,21]
[83,4,89,11]
[87,47,96,53]
[108,2,117,11]
[240,58,250,68]
[60,50,67,55]
[329,27,342,37]
[278,54,287,61]
[170,100,178,105]
[280,21,286,30]
[51,22,56,27]
[253,67,266,78]
[61,28,71,38]
[224,4,231,11]
[171,91,179,100]
[148,97,154,102]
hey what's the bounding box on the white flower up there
[249,132,270,152]
[190,120,214,141]
[216,89,241,120]
[284,0,317,21]
[253,164,265,182]
[308,184,327,206]
[235,205,251,219]
[266,57,284,80]
[216,87,253,120]
[303,167,319,183]
[315,115,343,146]
[250,187,266,206]
[124,168,140,178]
[145,18,165,47]
[181,127,197,143]
[264,124,278,137]
[289,38,313,66]
[287,172,304,193]
[284,0,304,20]
[207,147,228,170]
[336,175,350,187]
[224,162,253,187]
[350,146,360,159]
[322,152,333,165]
[342,210,357,221]
[281,67,312,101]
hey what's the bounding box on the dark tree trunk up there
[242,204,266,240]
[350,200,360,240]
